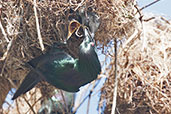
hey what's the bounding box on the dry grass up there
[0,0,170,114]
[100,15,171,113]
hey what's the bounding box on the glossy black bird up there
[12,20,101,100]
[38,90,75,114]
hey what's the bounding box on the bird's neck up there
[78,40,99,79]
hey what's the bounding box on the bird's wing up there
[12,71,41,100]
[27,55,43,68]
[27,43,67,68]
[12,47,75,100]
[36,49,76,77]
[34,48,81,92]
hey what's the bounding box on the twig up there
[140,0,161,11]
[33,0,44,51]
[143,17,155,22]
[25,95,43,114]
[75,0,85,11]
[135,4,156,22]
[0,38,13,61]
[86,90,92,114]
[121,29,138,49]
[52,90,66,114]
[16,99,21,114]
[73,79,101,113]
[111,38,118,114]
[7,78,17,88]
[23,96,36,114]
[4,101,12,110]
[73,88,90,113]
[59,90,69,114]
[73,84,91,112]
[160,17,171,24]
[86,79,101,114]
[0,20,9,42]
[134,5,143,21]
[31,96,43,108]
[0,38,14,78]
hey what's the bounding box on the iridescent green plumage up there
[12,11,101,100]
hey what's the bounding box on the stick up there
[140,0,161,11]
[23,96,36,114]
[111,38,118,114]
[33,0,44,51]
[0,20,9,42]
[73,79,101,113]
[0,38,13,61]
[0,4,9,42]
[0,38,14,77]
[86,90,92,114]
[59,90,69,114]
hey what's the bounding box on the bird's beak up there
[84,27,94,42]
[67,20,81,40]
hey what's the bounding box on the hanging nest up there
[1,0,170,114]
[99,15,171,113]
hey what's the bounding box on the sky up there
[3,0,171,114]
[137,0,171,18]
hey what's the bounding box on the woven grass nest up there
[0,0,170,114]
[99,15,171,114]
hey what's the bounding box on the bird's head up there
[66,15,96,52]
[66,8,100,42]
[79,27,96,53]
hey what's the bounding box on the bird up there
[38,90,75,114]
[12,19,101,100]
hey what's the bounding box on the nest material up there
[1,0,170,114]
[100,16,171,113]
[3,88,42,114]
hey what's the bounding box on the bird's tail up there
[12,71,41,100]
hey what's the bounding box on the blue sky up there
[137,0,171,18]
